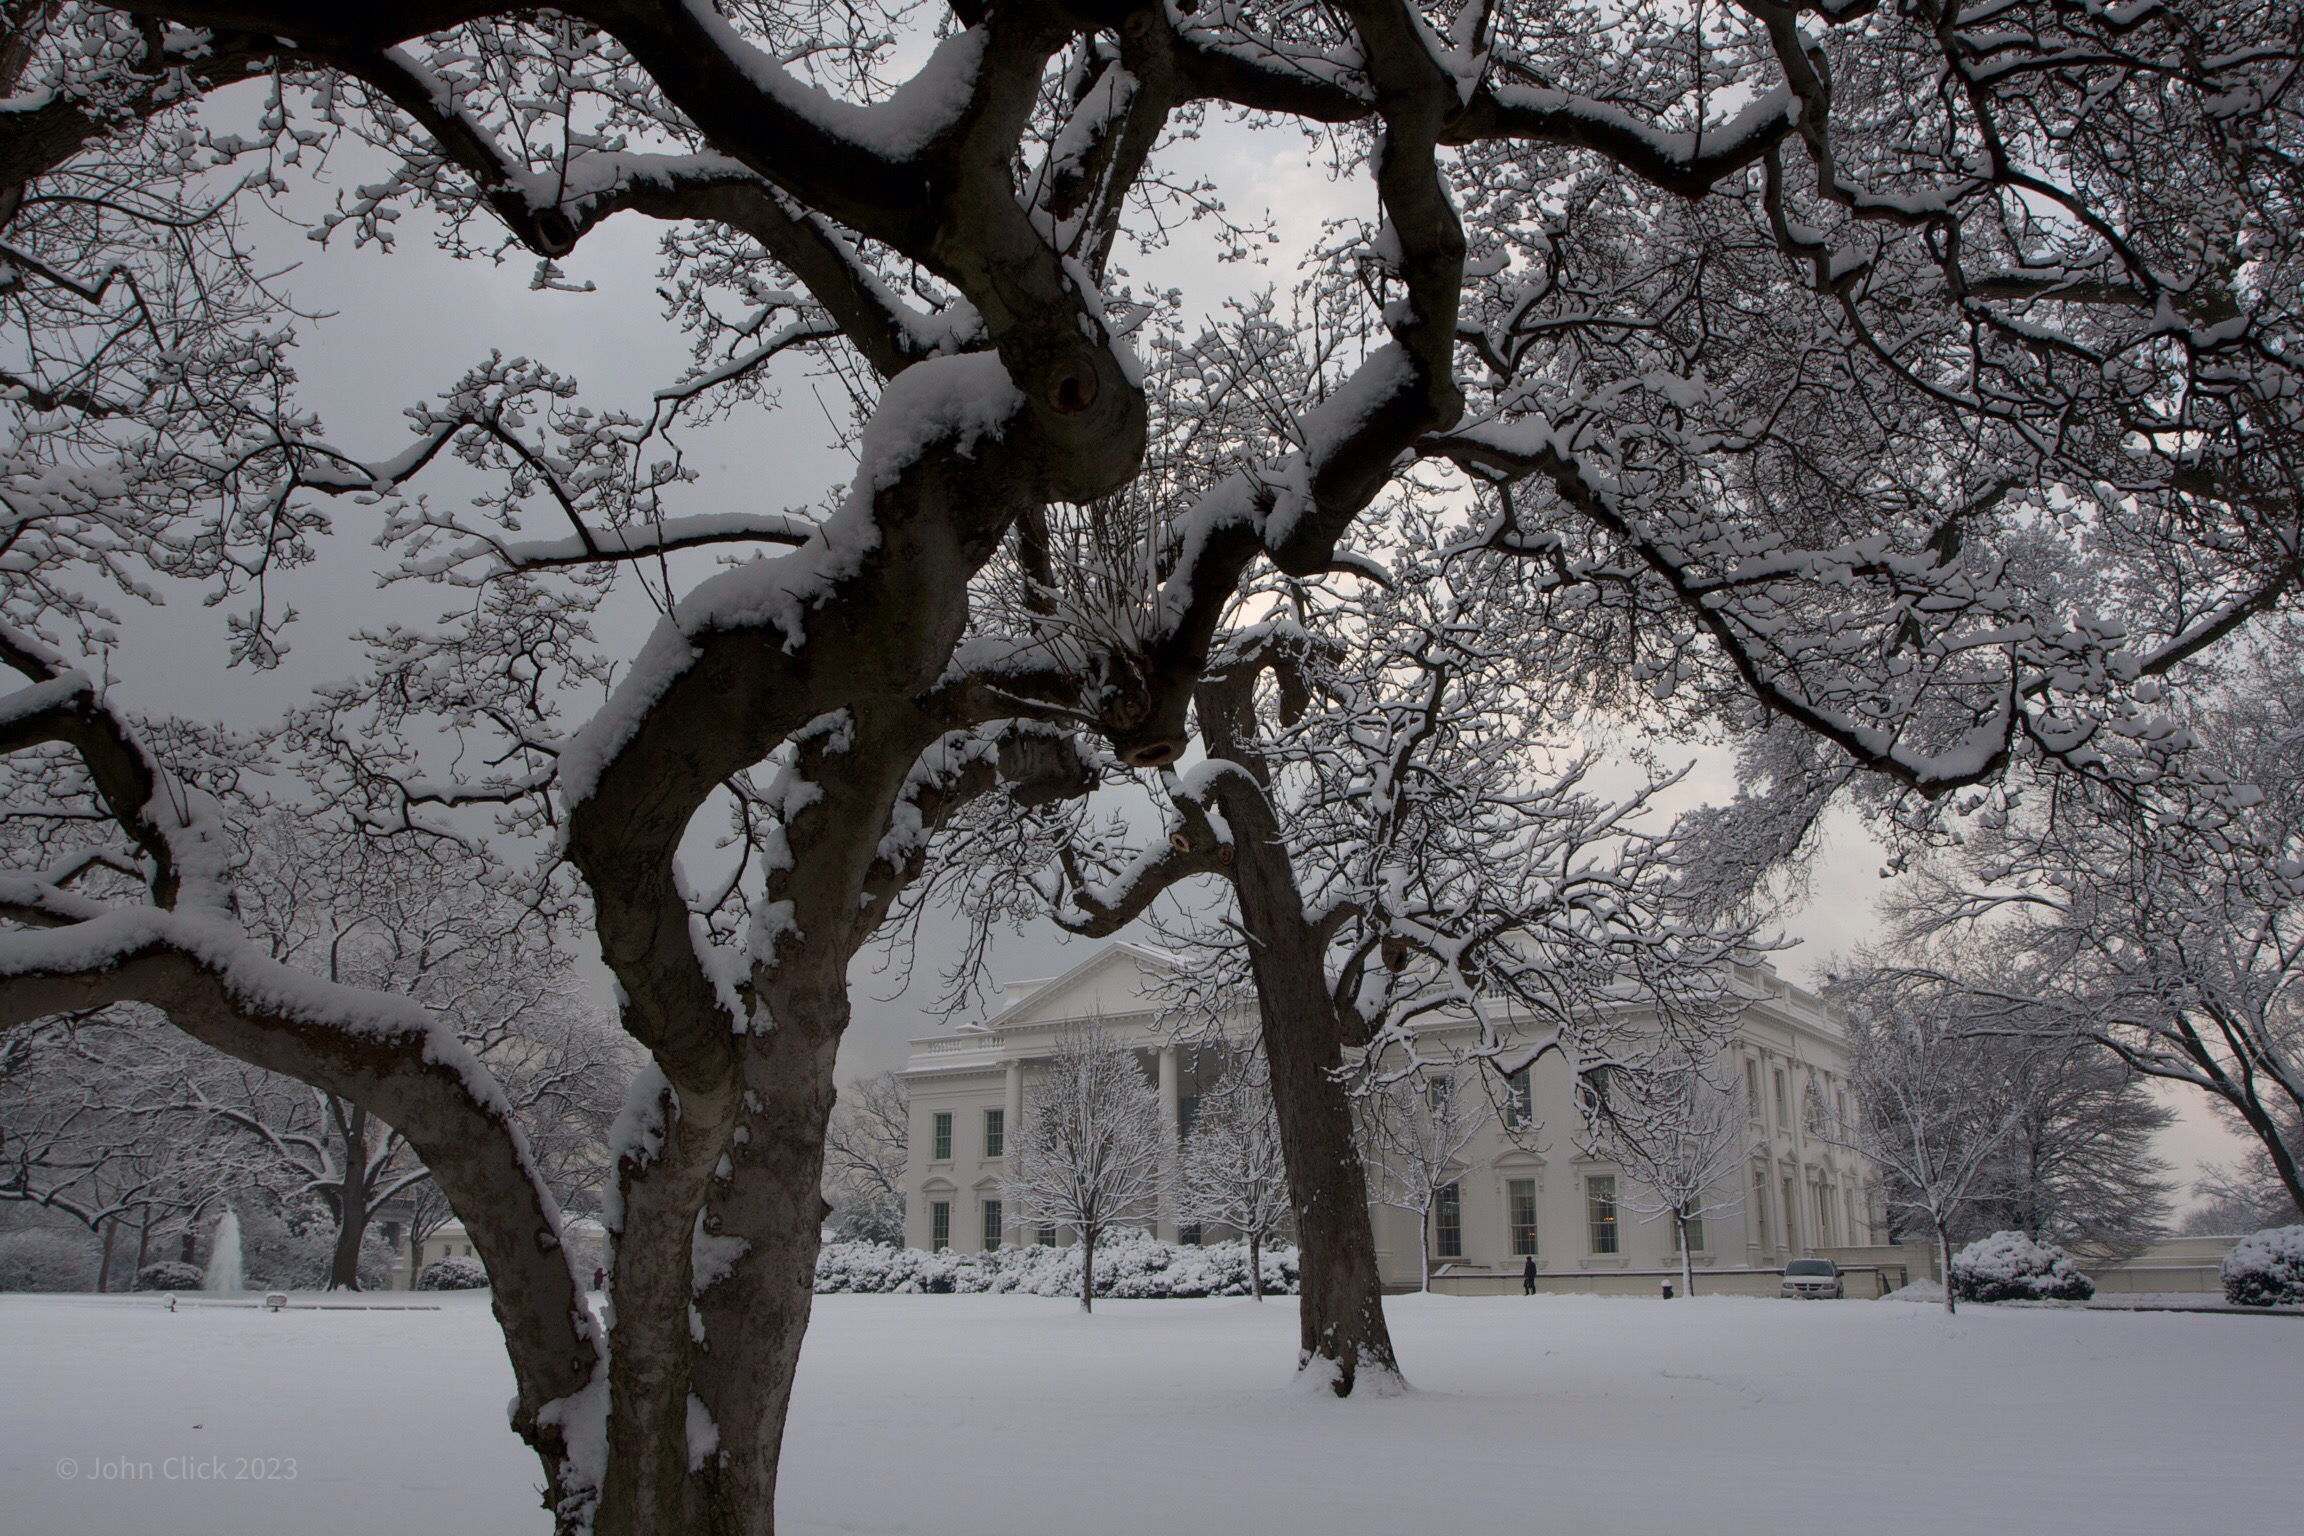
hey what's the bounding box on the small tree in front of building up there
[1578,1055,1748,1298]
[1824,979,2027,1313]
[1002,1023,1167,1312]
[824,1072,912,1246]
[1361,1070,1491,1293]
[1177,1052,1292,1300]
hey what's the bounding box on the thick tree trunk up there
[1206,775,1400,1394]
[328,1187,370,1290]
[682,963,851,1536]
[96,1216,118,1292]
[1082,1228,1097,1313]
[1249,1228,1262,1301]
[594,1067,741,1536]
[329,1104,371,1290]
[132,1210,151,1284]
[1678,1213,1694,1298]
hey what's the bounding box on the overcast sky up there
[96,82,2244,1203]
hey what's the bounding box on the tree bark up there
[328,1101,371,1290]
[593,1067,740,1536]
[1249,1228,1262,1301]
[1201,774,1400,1393]
[1938,1224,1956,1315]
[1678,1212,1694,1299]
[96,1216,118,1293]
[1082,1227,1096,1313]
[683,960,852,1536]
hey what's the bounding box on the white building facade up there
[898,942,1879,1290]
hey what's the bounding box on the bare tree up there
[1001,1021,1166,1312]
[1175,1050,1290,1300]
[968,510,1747,1384]
[2182,1144,2300,1236]
[0,1015,251,1284]
[1824,978,2026,1313]
[822,1071,909,1245]
[1862,630,2304,1221]
[1361,1069,1490,1292]
[165,816,632,1288]
[1580,1053,1748,1298]
[1968,1039,2172,1260]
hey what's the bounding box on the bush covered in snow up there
[416,1257,490,1290]
[0,1227,99,1291]
[2220,1225,2304,1307]
[133,1261,206,1291]
[1950,1231,2094,1303]
[815,1233,1298,1298]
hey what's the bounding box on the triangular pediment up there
[982,941,1184,1032]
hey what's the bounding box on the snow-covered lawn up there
[3,1289,2296,1535]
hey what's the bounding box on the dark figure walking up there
[1522,1255,1537,1296]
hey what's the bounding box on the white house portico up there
[897,941,1885,1292]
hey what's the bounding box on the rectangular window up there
[1753,1166,1770,1247]
[1813,1184,1833,1246]
[981,1199,1003,1252]
[1782,1176,1797,1249]
[1435,1182,1462,1259]
[1745,1059,1762,1122]
[983,1108,1004,1159]
[1428,1076,1453,1118]
[931,1112,952,1161]
[930,1201,950,1252]
[1504,1066,1532,1128]
[1178,1222,1202,1246]
[1037,1223,1058,1247]
[1772,1068,1788,1125]
[1178,1095,1200,1139]
[1671,1212,1706,1252]
[1587,1176,1618,1255]
[1508,1178,1538,1257]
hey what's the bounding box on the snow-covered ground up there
[3,1289,2296,1535]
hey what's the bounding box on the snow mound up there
[1951,1231,2094,1303]
[133,1261,205,1291]
[1879,1279,1946,1304]
[816,1233,1297,1298]
[2221,1225,2304,1307]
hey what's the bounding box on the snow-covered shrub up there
[814,1234,1298,1298]
[1950,1231,2094,1303]
[2220,1226,2304,1307]
[416,1257,490,1290]
[133,1261,206,1291]
[0,1228,100,1291]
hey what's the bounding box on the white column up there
[1789,1059,1814,1257]
[1156,1044,1180,1241]
[1002,1056,1023,1241]
[1003,1059,1023,1155]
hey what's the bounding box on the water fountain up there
[202,1209,245,1295]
